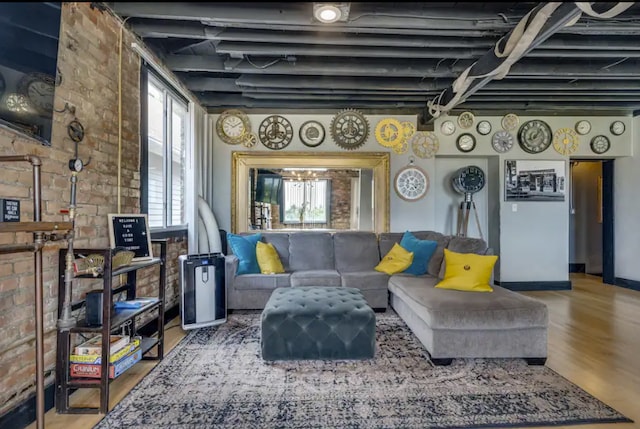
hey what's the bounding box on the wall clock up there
[491,130,514,153]
[241,132,258,148]
[375,117,403,148]
[456,133,476,153]
[393,140,408,155]
[394,163,429,202]
[518,119,552,154]
[216,109,251,145]
[575,120,591,135]
[409,131,439,159]
[590,135,610,154]
[17,72,55,117]
[457,111,475,129]
[401,121,416,140]
[330,108,369,150]
[476,120,492,136]
[452,165,486,195]
[501,113,519,131]
[610,120,625,136]
[440,119,456,136]
[299,120,325,147]
[553,127,579,155]
[259,115,293,150]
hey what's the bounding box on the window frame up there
[140,64,189,236]
[281,178,331,226]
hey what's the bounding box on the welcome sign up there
[107,214,153,261]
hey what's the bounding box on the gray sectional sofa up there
[224,230,548,364]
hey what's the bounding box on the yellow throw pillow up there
[375,243,414,275]
[256,241,285,274]
[435,248,497,292]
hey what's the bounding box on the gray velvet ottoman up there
[261,287,376,361]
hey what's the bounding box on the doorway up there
[569,159,614,284]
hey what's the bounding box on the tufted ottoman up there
[261,287,376,361]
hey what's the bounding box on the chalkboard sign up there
[108,214,153,261]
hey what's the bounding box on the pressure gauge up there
[69,158,84,172]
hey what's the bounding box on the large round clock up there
[216,109,251,145]
[18,72,55,117]
[394,164,429,202]
[259,115,293,150]
[299,120,325,147]
[452,165,486,195]
[330,108,369,150]
[590,135,610,154]
[518,119,552,154]
[553,127,579,155]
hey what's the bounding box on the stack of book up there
[70,334,142,379]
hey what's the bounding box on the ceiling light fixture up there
[313,3,350,24]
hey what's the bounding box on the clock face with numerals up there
[259,115,293,150]
[330,108,369,150]
[452,165,486,194]
[553,127,579,155]
[491,130,514,153]
[394,164,429,201]
[518,119,552,154]
[590,135,610,154]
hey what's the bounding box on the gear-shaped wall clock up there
[330,108,369,150]
[259,115,293,150]
[409,131,439,159]
[375,118,404,148]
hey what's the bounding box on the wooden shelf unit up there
[55,240,167,414]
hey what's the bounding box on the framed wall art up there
[504,160,566,202]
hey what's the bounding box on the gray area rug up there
[94,310,632,429]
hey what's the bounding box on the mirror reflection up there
[232,152,390,233]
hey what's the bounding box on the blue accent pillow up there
[227,232,262,275]
[399,231,438,275]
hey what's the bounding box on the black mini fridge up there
[179,253,226,330]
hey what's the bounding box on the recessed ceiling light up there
[313,3,350,24]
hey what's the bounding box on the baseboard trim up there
[495,280,572,291]
[614,277,640,291]
[0,304,180,429]
[569,263,585,273]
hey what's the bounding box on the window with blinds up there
[145,73,187,229]
[282,179,329,224]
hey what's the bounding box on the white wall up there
[614,115,640,281]
[208,111,634,283]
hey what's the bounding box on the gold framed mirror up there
[232,151,390,234]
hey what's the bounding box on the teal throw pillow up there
[227,232,262,275]
[399,231,438,275]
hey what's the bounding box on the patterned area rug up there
[94,310,632,429]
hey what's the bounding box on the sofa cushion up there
[400,231,438,276]
[388,279,548,330]
[290,270,341,287]
[234,273,291,290]
[289,232,335,271]
[379,231,450,277]
[256,241,285,274]
[333,231,381,272]
[341,271,389,291]
[435,249,497,292]
[439,236,489,278]
[375,243,414,275]
[262,232,291,272]
[227,232,262,275]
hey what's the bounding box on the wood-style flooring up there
[28,274,640,429]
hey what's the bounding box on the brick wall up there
[0,3,186,416]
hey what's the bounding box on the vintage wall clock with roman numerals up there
[518,119,552,154]
[216,109,251,145]
[394,160,429,201]
[259,115,293,150]
[590,135,610,154]
[330,108,370,150]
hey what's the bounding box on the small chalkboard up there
[108,214,153,261]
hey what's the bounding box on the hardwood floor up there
[29,274,640,429]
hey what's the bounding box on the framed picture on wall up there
[504,160,566,202]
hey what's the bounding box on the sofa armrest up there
[224,254,239,290]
